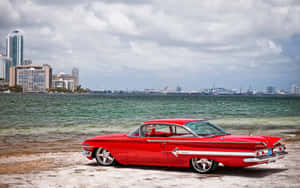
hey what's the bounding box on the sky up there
[0,0,299,91]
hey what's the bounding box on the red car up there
[82,119,287,173]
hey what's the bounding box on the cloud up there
[0,0,20,27]
[256,39,282,55]
[0,0,299,90]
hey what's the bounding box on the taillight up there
[273,145,285,153]
[256,149,268,156]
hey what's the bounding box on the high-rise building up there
[265,86,276,94]
[0,57,5,80]
[52,72,76,91]
[176,85,182,92]
[6,29,24,67]
[291,84,300,95]
[0,40,6,55]
[72,67,79,89]
[0,53,12,82]
[23,59,32,65]
[9,64,52,92]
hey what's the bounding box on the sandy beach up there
[0,132,300,188]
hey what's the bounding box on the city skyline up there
[0,0,299,91]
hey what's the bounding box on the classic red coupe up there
[82,119,287,173]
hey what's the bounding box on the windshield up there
[185,121,228,137]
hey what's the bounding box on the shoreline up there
[0,141,299,187]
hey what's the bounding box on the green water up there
[0,94,300,136]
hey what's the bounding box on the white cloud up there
[85,12,107,31]
[0,0,20,26]
[227,65,238,72]
[256,39,282,55]
[40,27,51,36]
[0,0,299,90]
[91,2,140,35]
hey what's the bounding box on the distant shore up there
[2,91,300,97]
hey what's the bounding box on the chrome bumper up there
[82,150,92,157]
[243,151,288,163]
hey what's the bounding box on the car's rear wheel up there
[95,147,116,166]
[191,158,218,173]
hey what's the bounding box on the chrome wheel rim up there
[96,148,115,165]
[191,158,213,173]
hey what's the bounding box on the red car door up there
[124,124,171,165]
[124,137,168,165]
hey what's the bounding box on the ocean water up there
[0,93,300,136]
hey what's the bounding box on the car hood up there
[211,134,283,147]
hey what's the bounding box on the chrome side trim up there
[243,151,288,163]
[166,148,256,157]
[147,139,266,146]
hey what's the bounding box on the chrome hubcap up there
[192,158,213,172]
[96,148,114,165]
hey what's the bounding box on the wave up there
[1,116,299,137]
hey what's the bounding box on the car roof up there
[143,119,204,126]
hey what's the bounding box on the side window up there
[142,124,172,137]
[156,125,172,133]
[172,126,193,137]
[142,124,156,137]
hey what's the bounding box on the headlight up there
[82,143,93,151]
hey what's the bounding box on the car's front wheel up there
[191,158,218,173]
[95,147,116,166]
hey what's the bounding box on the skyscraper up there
[72,67,79,89]
[291,84,300,95]
[0,57,5,80]
[0,39,6,55]
[6,29,24,67]
[0,53,12,82]
[23,59,32,65]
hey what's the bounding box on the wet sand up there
[0,133,97,157]
[0,131,300,188]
